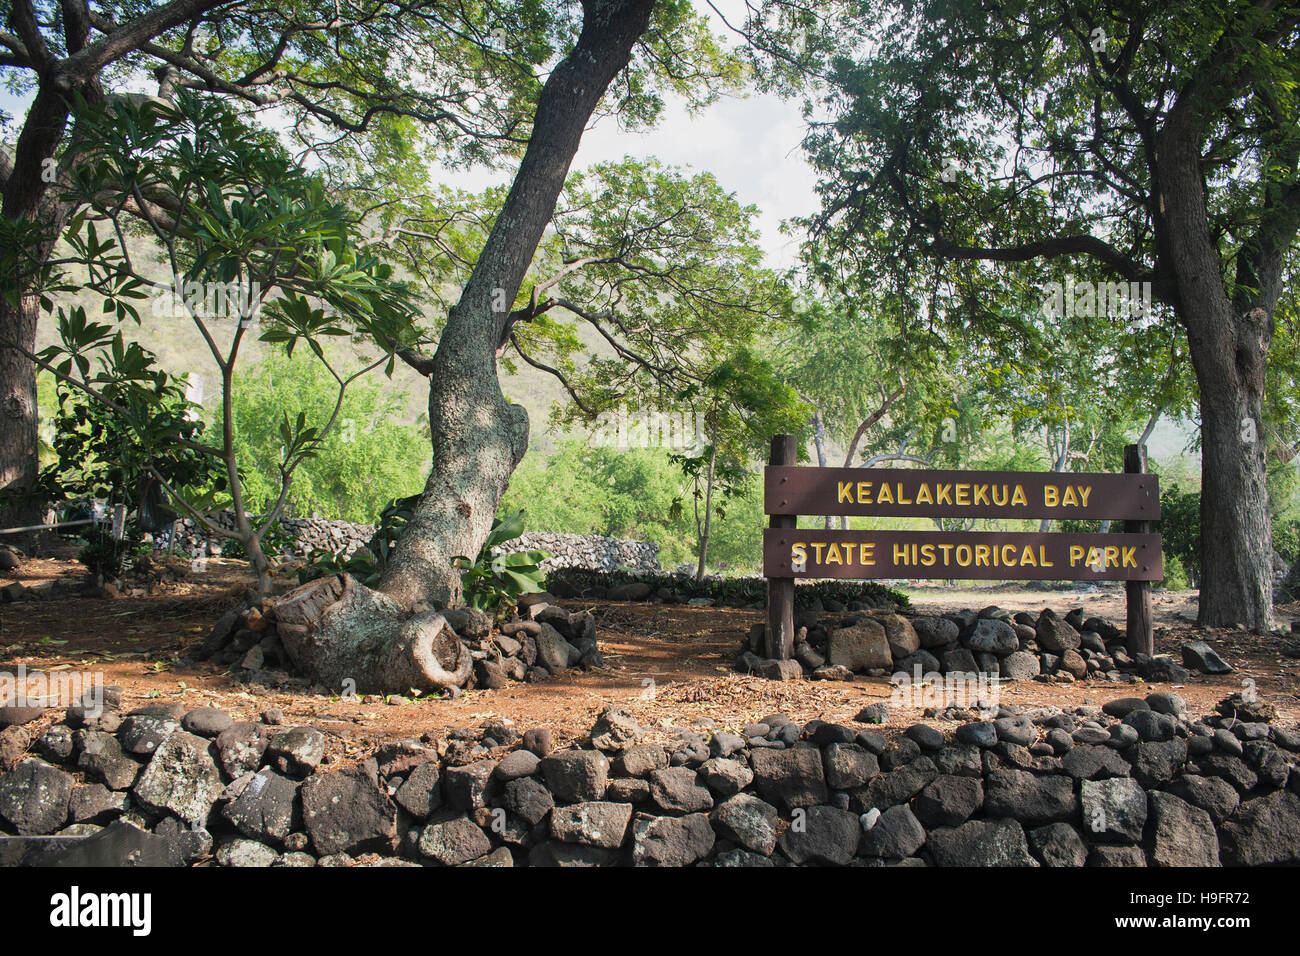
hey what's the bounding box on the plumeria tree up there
[12,92,421,593]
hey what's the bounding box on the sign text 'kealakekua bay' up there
[764,467,1160,521]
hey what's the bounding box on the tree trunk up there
[215,0,659,696]
[810,406,831,529]
[1192,318,1273,629]
[377,0,657,610]
[695,438,717,581]
[1159,100,1276,631]
[0,293,41,538]
[1,72,99,536]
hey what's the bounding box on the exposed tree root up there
[273,573,471,695]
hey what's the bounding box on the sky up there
[524,90,817,269]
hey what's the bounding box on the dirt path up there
[2,554,1296,762]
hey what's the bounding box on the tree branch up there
[509,333,596,416]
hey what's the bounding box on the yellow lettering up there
[1044,485,1059,507]
[791,543,807,566]
[1020,545,1037,567]
[857,481,873,504]
[1078,486,1092,508]
[937,484,953,505]
[974,544,991,566]
[938,543,955,565]
[893,542,909,564]
[1069,544,1085,566]
[1002,544,1018,565]
[992,485,1009,506]
[956,544,972,567]
[896,483,912,505]
[826,543,843,565]
[837,481,853,504]
[1012,485,1027,506]
[1039,545,1053,567]
[812,542,826,564]
[920,544,935,566]
[1122,546,1136,568]
[877,483,894,504]
[1062,486,1079,507]
[974,484,990,506]
[1104,545,1120,568]
[955,483,971,506]
[916,484,934,505]
[860,543,876,566]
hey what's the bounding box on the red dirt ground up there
[2,545,1297,765]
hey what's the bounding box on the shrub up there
[1158,483,1202,587]
[455,510,549,614]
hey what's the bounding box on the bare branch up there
[510,333,596,416]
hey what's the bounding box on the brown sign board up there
[762,529,1163,582]
[764,466,1160,521]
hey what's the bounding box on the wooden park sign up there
[762,435,1162,663]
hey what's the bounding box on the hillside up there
[35,243,595,456]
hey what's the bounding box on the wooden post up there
[1124,443,1154,656]
[765,434,797,660]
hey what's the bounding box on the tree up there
[769,286,948,528]
[483,157,812,577]
[379,113,794,607]
[271,0,771,692]
[798,0,1300,628]
[16,93,420,593]
[6,1,752,692]
[675,349,809,578]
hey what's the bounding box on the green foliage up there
[1276,517,1300,567]
[296,546,384,588]
[1159,484,1203,588]
[516,157,793,428]
[76,521,148,581]
[499,440,768,573]
[230,352,427,522]
[34,371,224,518]
[454,511,549,614]
[1159,553,1192,591]
[23,91,422,589]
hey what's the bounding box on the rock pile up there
[736,604,1236,683]
[1,694,1296,867]
[193,593,603,693]
[164,512,378,559]
[163,514,661,575]
[515,533,660,575]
